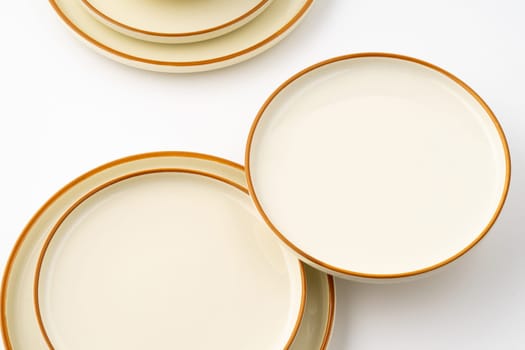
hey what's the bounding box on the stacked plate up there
[48,0,314,72]
[1,52,511,350]
[2,153,335,349]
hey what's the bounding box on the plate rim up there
[81,0,272,39]
[48,0,313,68]
[0,151,333,350]
[321,275,335,349]
[244,52,512,280]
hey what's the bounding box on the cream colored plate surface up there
[246,53,511,281]
[35,170,303,350]
[1,152,334,350]
[82,0,273,43]
[49,0,312,72]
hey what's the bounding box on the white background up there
[1,0,524,349]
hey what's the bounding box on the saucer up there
[81,0,273,44]
[1,152,334,350]
[246,53,511,281]
[49,0,313,72]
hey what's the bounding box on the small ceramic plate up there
[49,0,313,72]
[246,53,511,282]
[1,152,334,350]
[81,0,273,44]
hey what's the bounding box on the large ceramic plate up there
[246,53,511,282]
[34,170,304,349]
[49,0,313,72]
[1,152,335,350]
[81,0,273,43]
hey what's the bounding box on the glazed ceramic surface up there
[49,0,312,72]
[1,153,334,350]
[246,53,511,281]
[81,0,273,43]
[35,170,303,349]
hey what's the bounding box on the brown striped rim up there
[0,151,306,350]
[320,275,336,350]
[245,52,512,280]
[81,0,271,38]
[48,0,313,68]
